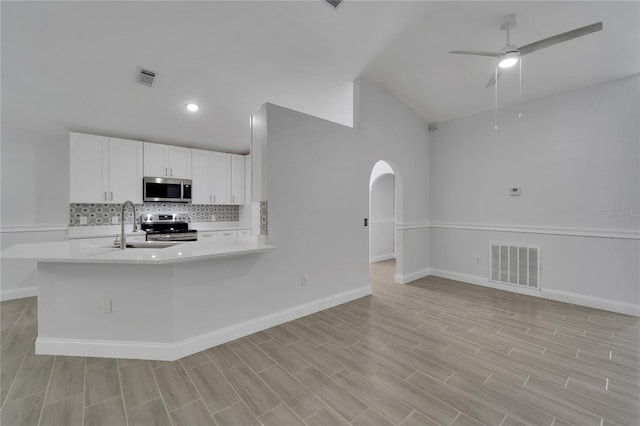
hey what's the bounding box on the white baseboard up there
[429,268,639,317]
[395,268,432,284]
[370,253,395,263]
[36,285,372,360]
[0,286,37,301]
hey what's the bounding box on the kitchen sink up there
[111,241,180,249]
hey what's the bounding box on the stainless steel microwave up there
[143,177,192,203]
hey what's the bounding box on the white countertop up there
[67,222,250,239]
[1,238,275,265]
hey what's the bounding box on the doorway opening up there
[369,160,398,278]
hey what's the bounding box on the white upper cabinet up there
[230,154,245,205]
[210,152,231,205]
[71,132,243,206]
[70,133,143,203]
[142,142,167,177]
[143,142,192,179]
[70,133,108,203]
[168,146,192,179]
[191,149,212,204]
[191,151,247,205]
[108,138,144,203]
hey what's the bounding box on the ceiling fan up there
[449,14,603,87]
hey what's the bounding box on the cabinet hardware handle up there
[110,192,113,201]
[104,192,107,201]
[165,168,168,176]
[170,168,173,176]
[213,195,216,203]
[210,195,212,203]
[232,195,235,203]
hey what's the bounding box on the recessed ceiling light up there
[185,103,199,112]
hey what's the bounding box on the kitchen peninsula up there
[2,238,276,360]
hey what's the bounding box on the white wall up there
[370,173,395,262]
[355,78,431,282]
[429,76,640,315]
[1,126,70,299]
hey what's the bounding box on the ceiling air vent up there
[137,68,157,87]
[325,0,343,8]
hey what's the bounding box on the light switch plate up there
[79,216,88,225]
[111,216,119,225]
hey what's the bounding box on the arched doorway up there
[369,160,398,276]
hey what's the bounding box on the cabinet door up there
[217,230,237,240]
[143,142,168,177]
[191,149,212,204]
[210,152,231,204]
[230,155,245,205]
[70,133,108,203]
[168,146,192,179]
[108,138,143,203]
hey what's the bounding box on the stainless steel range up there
[140,214,197,242]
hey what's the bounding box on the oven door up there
[143,177,184,202]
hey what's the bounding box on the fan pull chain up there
[494,66,498,130]
[518,58,522,118]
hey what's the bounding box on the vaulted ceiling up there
[2,1,638,153]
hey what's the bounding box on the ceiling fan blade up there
[518,22,603,56]
[486,68,503,88]
[449,50,501,57]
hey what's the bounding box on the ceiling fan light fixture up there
[498,51,519,68]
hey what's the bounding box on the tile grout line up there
[448,411,462,426]
[115,359,130,426]
[82,357,86,426]
[0,300,28,349]
[181,360,226,424]
[397,409,416,425]
[36,354,57,426]
[0,305,35,412]
[498,413,509,426]
[301,404,325,421]
[198,358,244,419]
[148,362,177,426]
[166,397,203,415]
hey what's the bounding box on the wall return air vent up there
[137,68,158,87]
[490,242,540,289]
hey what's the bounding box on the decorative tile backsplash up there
[70,203,239,226]
[260,201,268,236]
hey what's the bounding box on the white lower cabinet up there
[198,230,238,240]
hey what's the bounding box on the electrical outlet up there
[211,214,216,221]
[103,299,112,313]
[301,274,308,286]
[111,216,119,225]
[79,216,88,225]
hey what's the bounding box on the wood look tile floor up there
[1,260,639,425]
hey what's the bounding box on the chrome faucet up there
[119,201,138,250]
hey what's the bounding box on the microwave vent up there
[137,68,157,87]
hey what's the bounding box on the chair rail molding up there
[402,222,640,239]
